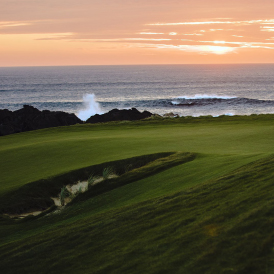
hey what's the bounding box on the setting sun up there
[1,0,274,66]
[2,2,274,273]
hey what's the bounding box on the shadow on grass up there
[0,152,196,215]
[2,155,274,273]
[70,152,196,205]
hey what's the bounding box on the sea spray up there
[176,94,237,100]
[77,94,103,121]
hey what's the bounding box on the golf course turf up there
[1,114,274,273]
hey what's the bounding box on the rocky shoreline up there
[0,105,153,136]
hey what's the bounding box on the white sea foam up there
[176,94,237,100]
[213,113,235,117]
[77,94,103,121]
[171,100,180,105]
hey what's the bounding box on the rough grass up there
[71,151,196,205]
[1,115,274,273]
[0,114,274,194]
[0,152,174,214]
[1,155,274,273]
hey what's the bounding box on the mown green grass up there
[0,115,274,193]
[1,115,274,273]
[1,154,274,273]
[64,153,260,221]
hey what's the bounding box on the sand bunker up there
[4,211,43,219]
[5,173,118,219]
[51,180,89,207]
[51,174,117,207]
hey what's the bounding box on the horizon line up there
[1,62,274,68]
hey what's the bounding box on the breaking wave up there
[77,94,103,121]
[99,94,274,109]
[176,94,237,100]
[3,93,274,118]
[170,94,274,107]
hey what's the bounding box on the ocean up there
[1,64,274,120]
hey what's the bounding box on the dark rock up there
[86,108,152,124]
[163,112,179,118]
[0,105,82,136]
[0,106,153,136]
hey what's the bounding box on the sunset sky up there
[1,0,274,66]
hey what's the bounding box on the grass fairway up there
[1,115,274,273]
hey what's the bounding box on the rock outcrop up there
[86,108,152,124]
[0,106,153,136]
[163,112,179,118]
[0,105,82,136]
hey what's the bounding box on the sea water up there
[1,64,274,119]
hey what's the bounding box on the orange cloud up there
[261,26,274,32]
[148,19,274,26]
[0,21,31,28]
[135,43,237,55]
[138,32,164,35]
[2,1,274,66]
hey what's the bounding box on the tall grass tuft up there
[60,186,70,206]
[125,164,133,173]
[102,167,115,179]
[88,174,99,187]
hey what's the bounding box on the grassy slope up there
[1,116,274,273]
[0,116,273,193]
[1,155,274,274]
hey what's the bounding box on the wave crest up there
[176,94,237,100]
[77,94,103,121]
